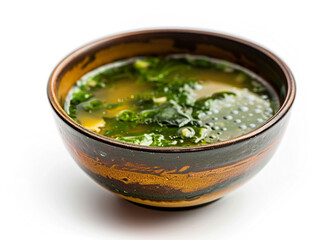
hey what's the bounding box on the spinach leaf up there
[211,91,236,100]
[194,91,236,111]
[68,90,94,119]
[70,91,93,105]
[117,110,137,122]
[215,61,230,70]
[81,99,103,112]
[105,103,122,109]
[141,101,193,127]
[134,57,159,73]
[157,78,198,106]
[135,58,190,82]
[187,58,212,68]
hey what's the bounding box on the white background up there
[0,1,317,239]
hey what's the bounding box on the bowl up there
[47,29,296,208]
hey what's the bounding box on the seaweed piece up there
[81,99,103,112]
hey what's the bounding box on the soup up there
[64,55,279,147]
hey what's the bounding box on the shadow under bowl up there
[48,29,296,208]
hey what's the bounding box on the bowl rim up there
[47,29,296,153]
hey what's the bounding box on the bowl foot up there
[125,197,222,211]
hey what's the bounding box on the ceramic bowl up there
[48,29,296,208]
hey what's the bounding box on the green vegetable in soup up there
[81,99,103,112]
[64,54,279,147]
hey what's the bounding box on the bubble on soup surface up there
[234,119,241,123]
[239,125,247,130]
[249,123,256,128]
[223,115,233,120]
[239,106,249,112]
[256,118,263,123]
[231,110,239,115]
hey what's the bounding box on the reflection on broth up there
[64,54,279,147]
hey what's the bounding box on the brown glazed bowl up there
[48,29,296,208]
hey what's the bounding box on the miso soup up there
[64,55,279,147]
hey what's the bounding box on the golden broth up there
[65,55,279,147]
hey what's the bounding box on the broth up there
[64,55,279,147]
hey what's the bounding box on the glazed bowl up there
[48,29,295,208]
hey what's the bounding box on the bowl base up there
[125,198,222,211]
